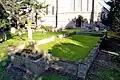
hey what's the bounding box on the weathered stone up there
[58,34,64,39]
[51,61,78,76]
[98,40,102,43]
[10,27,16,34]
[1,61,7,67]
[77,63,89,79]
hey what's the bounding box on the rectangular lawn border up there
[77,35,106,80]
[35,35,106,80]
[0,30,105,80]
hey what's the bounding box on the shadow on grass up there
[6,31,13,40]
[77,31,104,37]
[49,42,88,62]
[0,31,13,43]
[39,74,70,80]
[48,35,100,62]
[68,35,99,47]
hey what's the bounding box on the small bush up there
[40,25,53,32]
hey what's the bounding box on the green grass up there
[39,35,100,61]
[0,35,25,61]
[0,28,81,61]
[97,68,120,80]
[0,29,99,80]
[37,75,70,80]
[16,28,81,40]
[83,30,104,34]
[63,28,81,33]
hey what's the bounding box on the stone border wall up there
[76,35,106,80]
[7,31,106,80]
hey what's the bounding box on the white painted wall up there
[39,0,102,28]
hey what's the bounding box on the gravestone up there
[10,27,16,34]
[58,34,64,39]
[95,27,99,31]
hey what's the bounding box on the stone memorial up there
[58,34,64,39]
[10,27,16,34]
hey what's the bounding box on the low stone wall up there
[76,35,106,80]
[45,35,106,79]
[6,31,106,79]
[76,32,104,37]
[50,61,78,76]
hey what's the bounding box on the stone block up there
[98,40,102,43]
[77,63,88,79]
[10,27,16,34]
[58,35,64,39]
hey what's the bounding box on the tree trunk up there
[90,0,95,24]
[35,12,38,28]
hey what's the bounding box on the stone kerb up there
[50,60,78,76]
[77,35,105,80]
[75,32,104,37]
[7,31,105,79]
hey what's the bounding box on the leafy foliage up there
[0,0,48,27]
[0,19,8,28]
[97,67,120,80]
[40,25,53,32]
[22,0,48,27]
[105,0,120,33]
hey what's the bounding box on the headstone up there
[51,36,55,41]
[2,61,7,67]
[10,27,16,34]
[58,35,63,39]
[52,28,56,32]
[56,28,62,32]
[95,27,99,31]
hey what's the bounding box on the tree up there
[1,0,48,40]
[0,2,9,41]
[33,1,48,28]
[22,0,48,28]
[21,0,48,40]
[105,0,120,34]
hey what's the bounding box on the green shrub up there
[0,19,8,28]
[40,25,53,32]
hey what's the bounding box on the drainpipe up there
[74,0,75,11]
[55,0,58,28]
[90,0,95,23]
